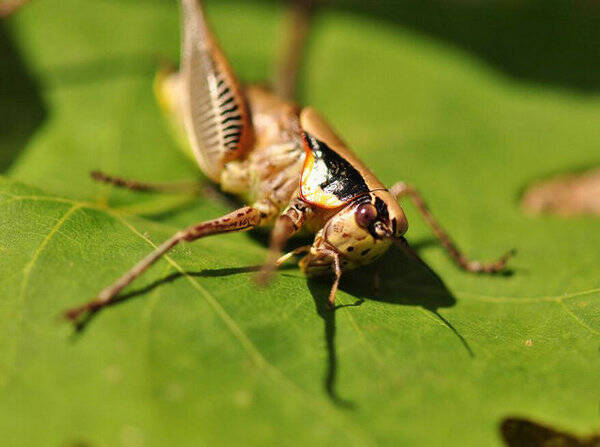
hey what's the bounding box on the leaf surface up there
[1,1,599,446]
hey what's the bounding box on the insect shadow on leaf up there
[69,231,471,410]
[67,262,298,334]
[303,240,471,408]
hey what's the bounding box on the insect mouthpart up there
[372,221,393,239]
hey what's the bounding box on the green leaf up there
[1,1,599,446]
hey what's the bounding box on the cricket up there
[61,0,513,322]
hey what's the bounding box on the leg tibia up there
[64,206,262,323]
[390,181,513,273]
[91,170,201,194]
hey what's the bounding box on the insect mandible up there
[64,0,513,322]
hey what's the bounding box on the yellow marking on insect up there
[300,137,345,209]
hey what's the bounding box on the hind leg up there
[273,0,318,101]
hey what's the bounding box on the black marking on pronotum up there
[374,197,389,222]
[304,132,369,202]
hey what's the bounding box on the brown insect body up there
[64,0,512,321]
[161,0,409,275]
[162,71,408,276]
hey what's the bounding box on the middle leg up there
[91,170,202,194]
[258,197,311,284]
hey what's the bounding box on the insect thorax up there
[219,86,306,222]
[220,140,305,221]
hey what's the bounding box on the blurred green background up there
[1,0,599,446]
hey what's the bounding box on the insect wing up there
[180,0,253,182]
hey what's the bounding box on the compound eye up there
[355,203,377,229]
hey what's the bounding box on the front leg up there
[64,206,263,323]
[325,249,342,309]
[391,182,514,273]
[258,197,312,284]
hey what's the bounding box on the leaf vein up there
[558,301,600,337]
[110,212,375,446]
[1,203,83,387]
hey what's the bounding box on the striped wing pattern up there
[181,0,252,181]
